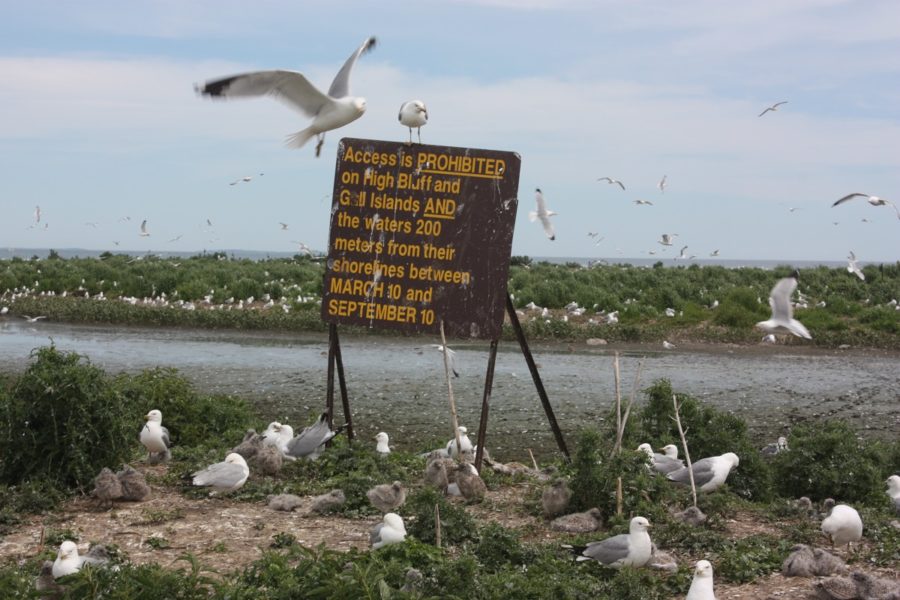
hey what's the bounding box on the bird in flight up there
[196,36,377,157]
[758,101,788,117]
[633,199,653,206]
[658,233,678,246]
[279,222,289,231]
[832,193,900,219]
[139,220,150,237]
[529,188,557,240]
[657,175,667,193]
[755,271,811,339]
[597,177,625,190]
[34,205,41,224]
[846,251,865,281]
[398,100,428,144]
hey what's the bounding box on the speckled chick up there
[268,493,304,512]
[550,508,604,533]
[310,489,346,514]
[424,458,449,493]
[92,467,123,508]
[252,444,283,476]
[541,479,572,518]
[367,481,407,513]
[782,544,816,577]
[455,463,486,502]
[116,464,151,501]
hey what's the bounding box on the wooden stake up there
[612,352,621,456]
[440,320,463,464]
[614,359,644,455]
[528,448,539,471]
[672,394,698,507]
[435,503,442,548]
[616,477,623,516]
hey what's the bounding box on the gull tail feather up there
[285,128,316,149]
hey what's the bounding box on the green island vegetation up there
[1,253,899,348]
[0,347,898,598]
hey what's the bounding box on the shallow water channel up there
[1,319,897,462]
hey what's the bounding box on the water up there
[1,319,897,461]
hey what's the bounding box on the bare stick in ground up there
[671,394,697,507]
[435,503,441,548]
[612,352,621,456]
[614,359,644,454]
[439,320,463,465]
[528,448,539,471]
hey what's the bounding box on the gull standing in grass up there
[686,560,717,600]
[530,188,556,240]
[597,177,625,190]
[196,36,377,157]
[832,193,900,219]
[667,453,740,493]
[846,251,865,281]
[755,271,812,339]
[759,101,788,117]
[375,432,391,455]
[140,409,171,463]
[191,453,250,493]
[564,516,653,568]
[886,475,900,515]
[821,503,863,548]
[398,100,427,143]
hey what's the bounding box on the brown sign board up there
[322,138,521,339]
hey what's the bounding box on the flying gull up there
[398,100,428,144]
[658,233,678,246]
[22,315,47,323]
[140,409,171,463]
[634,199,653,206]
[759,101,788,117]
[191,452,250,493]
[832,193,900,219]
[657,175,667,193]
[139,219,150,237]
[666,452,740,492]
[846,251,865,281]
[674,245,690,260]
[564,516,653,568]
[196,36,377,157]
[597,177,625,190]
[755,271,812,339]
[529,188,557,240]
[431,344,459,377]
[34,205,41,223]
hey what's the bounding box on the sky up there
[1,0,899,263]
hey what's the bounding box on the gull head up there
[694,559,713,579]
[57,541,78,560]
[145,409,163,423]
[224,453,247,466]
[384,512,406,532]
[722,452,740,467]
[629,516,651,532]
[375,432,389,443]
[353,97,367,114]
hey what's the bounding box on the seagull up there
[529,188,556,240]
[34,205,41,224]
[686,560,717,600]
[261,422,294,455]
[710,249,720,257]
[658,233,678,246]
[279,222,289,230]
[431,344,459,377]
[291,241,314,256]
[564,516,653,568]
[666,452,740,492]
[22,315,47,323]
[168,235,183,243]
[759,101,788,117]
[398,99,428,144]
[755,271,812,339]
[761,333,777,344]
[821,503,863,548]
[637,443,684,474]
[674,245,690,260]
[445,425,474,460]
[375,431,391,455]
[832,193,900,219]
[52,541,82,579]
[657,175,667,193]
[633,199,653,206]
[886,475,900,515]
[191,452,250,493]
[196,36,377,157]
[371,513,406,549]
[662,340,677,350]
[846,251,865,281]
[284,412,342,460]
[139,219,150,237]
[140,409,171,463]
[597,177,625,190]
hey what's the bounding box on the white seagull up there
[139,219,150,237]
[34,205,42,223]
[52,541,82,579]
[529,188,557,240]
[375,431,391,455]
[431,344,459,377]
[370,512,407,549]
[686,560,717,600]
[666,452,740,493]
[755,271,812,339]
[284,413,342,460]
[191,452,250,493]
[821,503,863,548]
[196,36,377,157]
[657,175,667,193]
[758,101,788,117]
[674,245,690,260]
[398,100,428,144]
[140,409,171,462]
[832,193,900,219]
[634,199,653,206]
[597,177,625,190]
[658,233,678,246]
[22,315,47,323]
[886,475,900,515]
[564,516,653,568]
[846,251,865,281]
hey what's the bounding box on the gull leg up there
[406,128,413,146]
[417,128,422,144]
[315,134,325,158]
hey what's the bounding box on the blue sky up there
[1,0,898,262]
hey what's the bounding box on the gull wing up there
[832,193,866,207]
[198,70,331,118]
[582,533,630,564]
[192,460,245,488]
[769,276,797,322]
[285,413,336,458]
[667,457,716,487]
[328,36,377,98]
[161,425,171,448]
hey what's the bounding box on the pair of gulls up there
[196,36,429,155]
[637,444,740,492]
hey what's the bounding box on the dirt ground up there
[0,465,896,599]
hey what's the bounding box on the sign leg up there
[474,338,499,472]
[505,294,570,460]
[332,326,354,442]
[326,323,337,429]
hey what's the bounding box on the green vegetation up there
[0,350,898,598]
[2,255,898,347]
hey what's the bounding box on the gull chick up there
[398,100,428,143]
[367,481,407,513]
[196,36,377,157]
[755,271,811,339]
[529,188,557,240]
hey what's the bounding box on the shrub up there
[772,420,886,503]
[405,487,477,546]
[0,347,134,490]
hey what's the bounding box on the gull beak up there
[144,414,150,421]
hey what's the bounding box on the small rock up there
[586,338,607,346]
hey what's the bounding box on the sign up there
[322,138,521,339]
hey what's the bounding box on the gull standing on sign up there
[530,188,556,240]
[196,36,377,157]
[398,100,428,143]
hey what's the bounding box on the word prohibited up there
[323,138,521,339]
